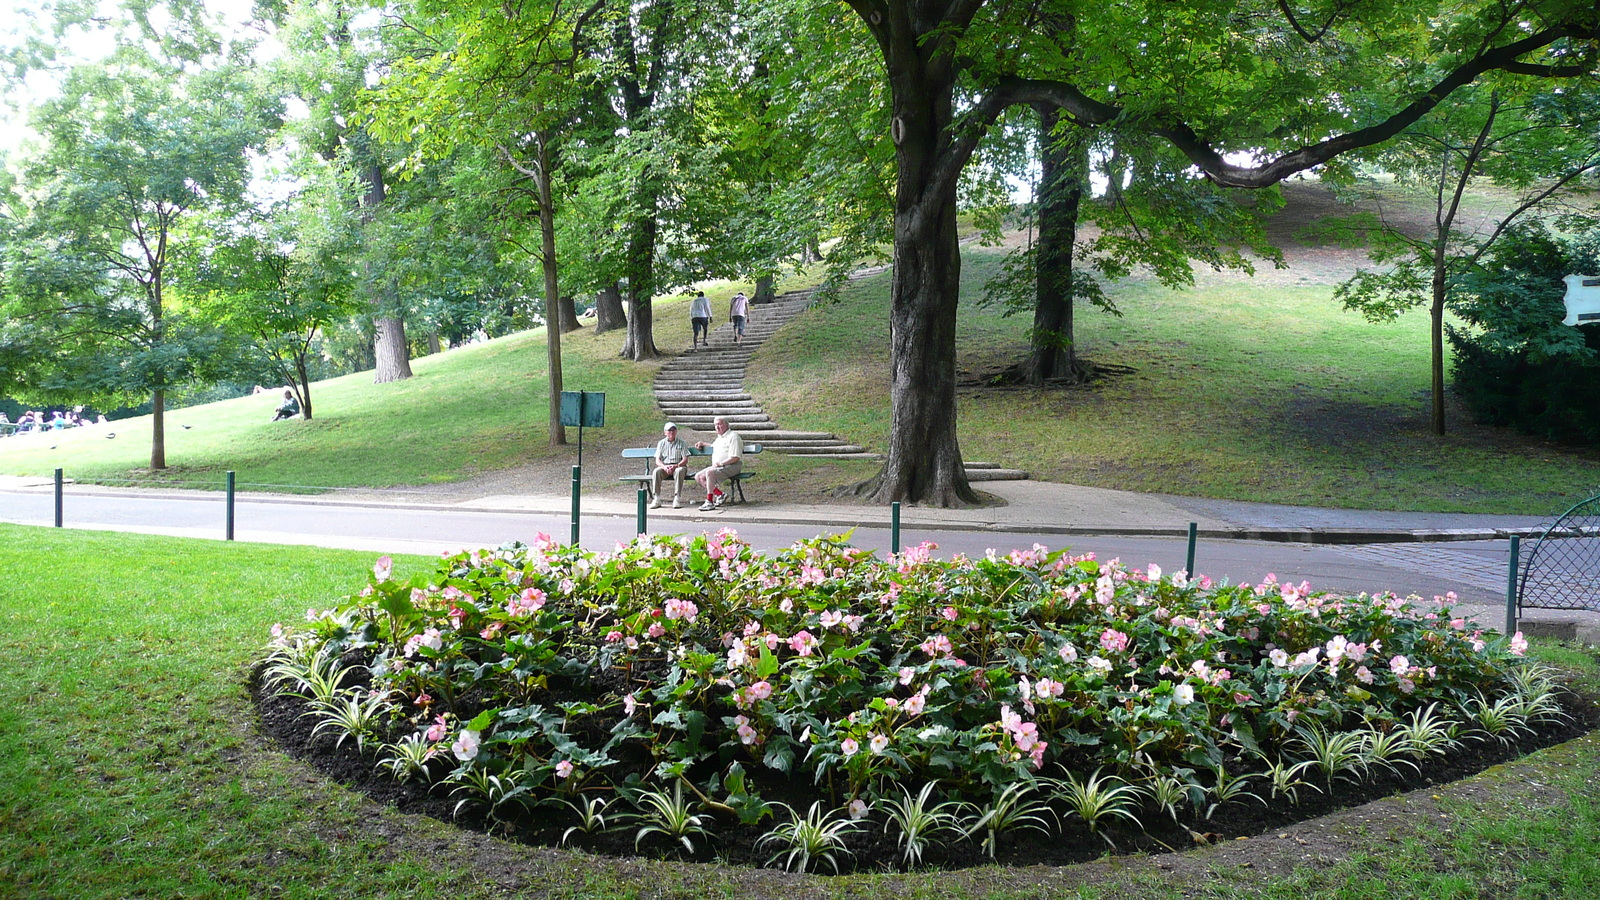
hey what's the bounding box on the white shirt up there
[710,429,743,466]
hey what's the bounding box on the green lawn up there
[747,249,1600,514]
[3,524,1598,899]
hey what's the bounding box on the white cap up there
[663,422,677,431]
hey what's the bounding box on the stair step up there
[757,430,841,441]
[966,468,1030,481]
[787,452,884,460]
[655,391,751,401]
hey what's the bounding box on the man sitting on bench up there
[694,416,743,510]
[651,421,691,509]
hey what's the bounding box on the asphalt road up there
[0,486,1522,625]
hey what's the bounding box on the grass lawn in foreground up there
[3,523,1599,899]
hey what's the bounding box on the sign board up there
[1562,275,1600,327]
[559,391,606,428]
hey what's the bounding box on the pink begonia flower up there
[425,715,449,743]
[555,759,575,779]
[919,634,953,657]
[1268,648,1289,667]
[819,610,843,629]
[1058,642,1079,664]
[748,681,773,701]
[480,623,503,640]
[1510,631,1528,656]
[373,555,393,582]
[1087,655,1112,674]
[788,630,819,656]
[625,636,639,650]
[1325,635,1349,661]
[904,690,928,716]
[647,623,666,639]
[664,598,699,622]
[737,722,759,745]
[764,633,782,651]
[1035,678,1064,699]
[843,614,866,632]
[1147,563,1163,581]
[727,643,748,668]
[1389,655,1410,675]
[841,737,860,757]
[744,621,763,637]
[507,588,546,617]
[1099,628,1130,653]
[847,798,869,820]
[1397,677,1416,694]
[898,666,916,686]
[1291,648,1321,667]
[452,730,481,761]
[623,693,638,716]
[605,630,623,642]
[869,733,890,754]
[942,606,959,621]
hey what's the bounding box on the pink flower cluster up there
[664,598,699,622]
[998,704,1047,769]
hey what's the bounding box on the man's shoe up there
[649,498,662,509]
[712,492,726,508]
[698,500,716,512]
[672,498,681,509]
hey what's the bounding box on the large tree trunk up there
[619,217,659,360]
[753,275,777,304]
[536,133,568,447]
[845,19,978,507]
[373,316,412,383]
[1023,105,1088,384]
[295,355,313,421]
[594,282,626,333]
[150,388,166,470]
[557,295,581,333]
[360,156,413,384]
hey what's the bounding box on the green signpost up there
[559,391,605,545]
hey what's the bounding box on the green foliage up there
[1449,221,1600,443]
[757,802,859,874]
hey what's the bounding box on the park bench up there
[0,423,15,437]
[619,443,763,504]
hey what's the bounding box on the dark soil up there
[253,664,1598,876]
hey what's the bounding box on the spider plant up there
[880,782,968,867]
[1508,665,1569,724]
[1051,770,1143,846]
[1203,763,1265,819]
[305,688,389,753]
[1395,702,1460,760]
[1260,757,1319,805]
[450,768,532,830]
[376,732,437,783]
[1141,773,1193,822]
[757,802,860,873]
[1292,723,1369,788]
[264,645,362,707]
[631,782,711,854]
[1361,726,1421,777]
[970,781,1055,858]
[1463,692,1531,745]
[560,794,616,847]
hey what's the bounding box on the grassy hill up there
[4,184,1598,512]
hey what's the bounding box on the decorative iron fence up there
[1517,491,1600,613]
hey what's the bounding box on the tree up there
[195,191,362,420]
[1,40,274,468]
[1333,82,1600,434]
[821,0,1597,505]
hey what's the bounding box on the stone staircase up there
[653,282,1029,481]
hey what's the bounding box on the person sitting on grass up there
[271,389,300,421]
[650,421,691,509]
[694,416,743,511]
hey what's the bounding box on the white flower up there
[452,730,481,761]
[1269,648,1289,667]
[847,798,869,820]
[1173,684,1195,706]
[373,555,393,582]
[1087,655,1112,674]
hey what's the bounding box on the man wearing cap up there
[651,422,691,508]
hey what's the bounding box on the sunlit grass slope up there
[746,249,1600,514]
[0,318,663,490]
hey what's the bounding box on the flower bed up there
[259,530,1561,873]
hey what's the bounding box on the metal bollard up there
[226,471,236,541]
[54,468,63,527]
[637,483,649,536]
[1505,535,1521,636]
[891,501,901,554]
[570,465,581,547]
[1186,522,1198,576]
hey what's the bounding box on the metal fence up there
[1516,491,1600,614]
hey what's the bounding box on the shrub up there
[261,531,1539,862]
